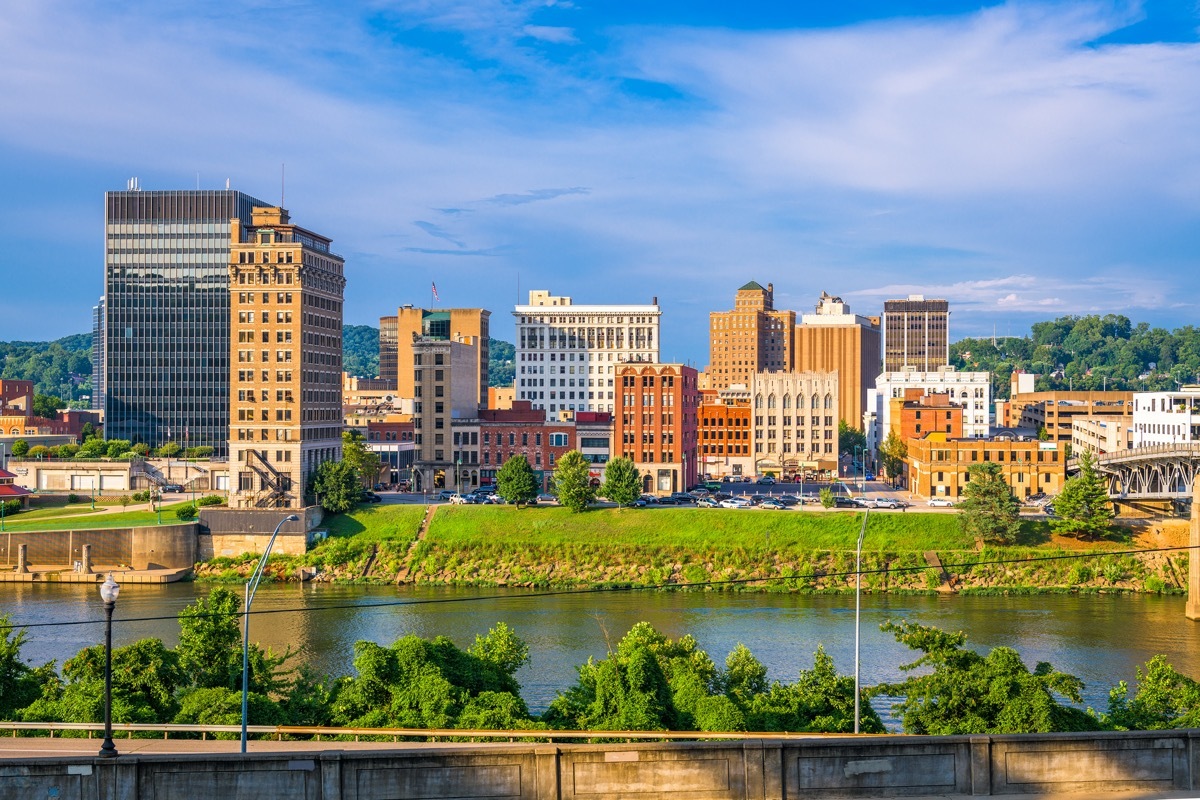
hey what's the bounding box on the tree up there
[156,441,181,458]
[1103,655,1200,730]
[600,457,641,508]
[879,430,908,486]
[837,420,866,457]
[32,394,62,420]
[1036,426,1050,441]
[873,620,1094,735]
[957,462,1021,544]
[310,459,360,513]
[9,440,28,458]
[552,450,595,512]
[78,438,105,458]
[79,421,96,441]
[496,454,539,507]
[26,445,49,459]
[819,487,835,508]
[342,430,383,488]
[1052,451,1114,539]
[742,645,884,734]
[0,615,54,720]
[105,439,132,459]
[176,588,242,690]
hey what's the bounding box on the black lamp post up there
[98,573,120,758]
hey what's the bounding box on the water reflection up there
[2,584,1198,722]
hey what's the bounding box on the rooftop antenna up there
[196,172,200,190]
[225,178,230,190]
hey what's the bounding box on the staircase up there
[245,449,291,508]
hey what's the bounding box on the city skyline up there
[2,0,1199,367]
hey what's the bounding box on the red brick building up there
[898,390,963,442]
[453,401,577,492]
[615,363,699,494]
[698,386,752,479]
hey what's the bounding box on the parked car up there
[776,494,800,506]
[863,473,876,481]
[669,492,694,503]
[833,496,859,508]
[656,496,680,505]
[437,490,456,501]
[162,484,183,493]
[448,493,468,505]
[872,498,906,509]
[697,497,720,508]
[756,476,776,485]
[748,494,770,506]
[759,498,787,510]
[359,490,382,503]
[536,493,557,504]
[928,497,954,508]
[719,497,752,509]
[704,481,722,492]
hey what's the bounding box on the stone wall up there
[5,729,1200,799]
[197,506,324,559]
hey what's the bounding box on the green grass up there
[0,503,193,531]
[324,504,428,543]
[424,506,975,551]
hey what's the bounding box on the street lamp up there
[241,513,300,753]
[854,445,864,494]
[98,573,121,758]
[853,507,869,734]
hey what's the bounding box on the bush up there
[26,445,50,459]
[1144,576,1167,593]
[175,504,197,522]
[1066,564,1093,586]
[197,495,224,507]
[67,494,80,504]
[131,490,151,502]
[10,440,28,457]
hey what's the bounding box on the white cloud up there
[522,25,578,44]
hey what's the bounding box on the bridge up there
[1076,442,1200,501]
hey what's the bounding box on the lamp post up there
[98,573,121,758]
[853,508,869,734]
[854,445,864,494]
[241,513,300,753]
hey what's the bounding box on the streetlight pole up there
[98,573,121,758]
[853,508,869,734]
[241,513,299,753]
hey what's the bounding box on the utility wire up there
[1,543,1194,633]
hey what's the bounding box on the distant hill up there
[0,333,93,403]
[952,314,1200,399]
[342,324,516,388]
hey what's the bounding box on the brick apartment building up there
[615,363,699,494]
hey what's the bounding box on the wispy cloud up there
[413,220,466,248]
[523,25,578,44]
[484,187,590,206]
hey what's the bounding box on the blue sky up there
[2,0,1198,367]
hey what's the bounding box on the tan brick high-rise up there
[707,282,794,391]
[794,291,881,431]
[228,207,345,509]
[380,307,489,406]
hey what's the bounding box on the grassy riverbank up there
[193,504,1189,594]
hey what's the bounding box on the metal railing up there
[0,721,868,743]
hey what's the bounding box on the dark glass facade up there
[103,190,268,455]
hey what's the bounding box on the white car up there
[719,497,752,509]
[448,493,468,505]
[927,497,954,508]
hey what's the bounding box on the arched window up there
[755,394,763,409]
[811,394,820,409]
[824,394,833,409]
[768,394,776,409]
[782,394,791,409]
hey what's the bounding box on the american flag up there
[432,282,440,303]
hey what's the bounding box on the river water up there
[2,583,1197,725]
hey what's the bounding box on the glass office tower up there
[103,189,268,456]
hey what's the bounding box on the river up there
[2,583,1197,725]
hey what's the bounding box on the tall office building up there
[411,335,485,492]
[882,295,949,373]
[514,290,661,419]
[103,187,269,455]
[228,207,346,509]
[90,297,105,411]
[794,291,881,430]
[379,306,489,404]
[707,282,795,391]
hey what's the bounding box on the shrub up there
[131,490,150,502]
[1144,576,1166,593]
[27,445,50,459]
[175,504,197,522]
[1066,564,1093,586]
[67,493,80,504]
[1102,561,1126,584]
[197,495,224,507]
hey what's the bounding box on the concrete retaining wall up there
[5,730,1200,799]
[0,524,196,570]
[198,506,323,559]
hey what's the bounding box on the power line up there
[1,544,1194,633]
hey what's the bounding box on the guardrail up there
[0,721,866,743]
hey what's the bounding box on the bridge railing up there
[0,721,868,743]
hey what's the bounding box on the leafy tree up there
[600,456,640,508]
[26,445,49,459]
[156,441,181,458]
[0,615,54,720]
[32,394,62,420]
[468,622,530,677]
[873,620,1094,734]
[879,430,907,486]
[957,462,1021,544]
[341,430,383,487]
[310,459,360,513]
[819,487,835,508]
[79,421,96,441]
[1103,655,1200,730]
[742,646,883,733]
[552,450,595,512]
[9,440,28,458]
[1052,451,1114,539]
[174,686,285,734]
[496,454,539,507]
[56,443,79,459]
[176,588,243,690]
[1036,426,1050,441]
[78,438,106,458]
[105,439,132,459]
[837,420,866,457]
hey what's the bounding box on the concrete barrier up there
[4,730,1200,799]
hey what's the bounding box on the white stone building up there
[870,366,991,448]
[749,371,841,476]
[1132,388,1200,446]
[513,290,661,419]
